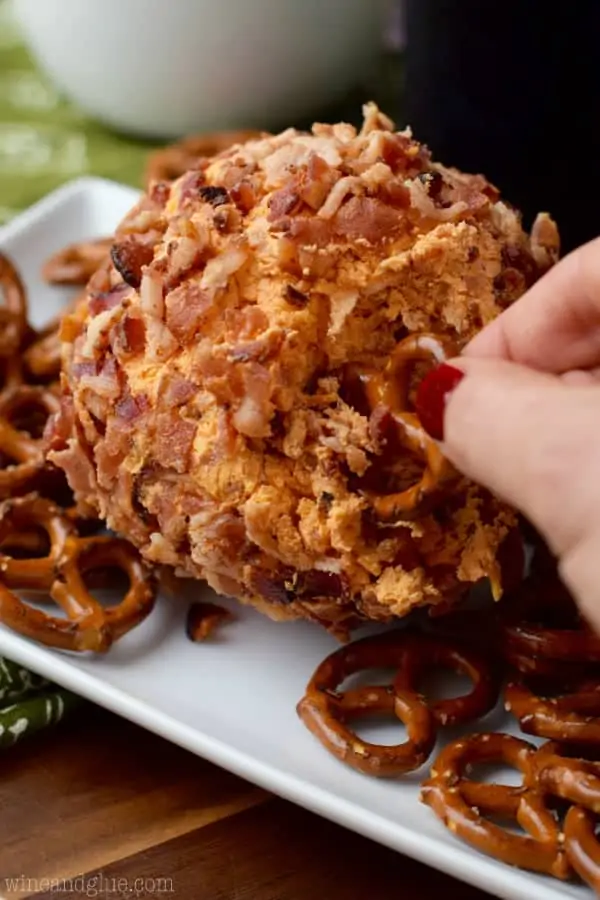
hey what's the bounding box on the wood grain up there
[0,702,493,900]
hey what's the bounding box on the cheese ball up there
[48,104,559,637]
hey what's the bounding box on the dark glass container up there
[403,0,600,254]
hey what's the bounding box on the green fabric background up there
[0,0,402,747]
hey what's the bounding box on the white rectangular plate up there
[0,178,587,900]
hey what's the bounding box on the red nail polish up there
[415,364,464,441]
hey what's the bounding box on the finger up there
[463,236,600,373]
[441,356,600,558]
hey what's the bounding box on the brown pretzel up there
[345,333,458,522]
[23,329,61,381]
[0,252,29,357]
[564,806,600,894]
[0,354,23,392]
[0,493,75,591]
[0,385,60,498]
[505,677,600,745]
[392,632,500,726]
[420,733,570,879]
[24,293,84,382]
[186,601,234,641]
[0,532,156,653]
[526,741,600,813]
[498,566,600,667]
[296,630,437,776]
[145,129,264,186]
[41,238,113,286]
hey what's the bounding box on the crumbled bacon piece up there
[72,360,98,380]
[153,412,197,473]
[88,283,129,317]
[268,182,302,220]
[284,284,309,307]
[334,196,401,242]
[229,180,256,214]
[116,392,149,422]
[161,374,197,407]
[110,238,155,288]
[178,170,206,203]
[43,395,75,451]
[199,185,230,207]
[149,181,171,207]
[186,601,234,642]
[165,284,213,344]
[117,314,146,355]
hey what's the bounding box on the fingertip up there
[415,361,465,441]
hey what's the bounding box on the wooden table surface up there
[0,702,492,900]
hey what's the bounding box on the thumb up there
[428,357,600,558]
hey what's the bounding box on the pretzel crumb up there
[186,601,234,642]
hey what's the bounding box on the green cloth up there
[0,0,403,746]
[0,0,161,225]
[0,657,82,747]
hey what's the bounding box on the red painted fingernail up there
[415,364,464,441]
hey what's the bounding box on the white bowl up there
[13,0,386,140]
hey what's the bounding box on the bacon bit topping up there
[268,182,302,220]
[294,570,346,600]
[200,247,247,292]
[284,284,309,307]
[178,170,206,203]
[88,283,129,317]
[300,153,339,210]
[110,238,155,288]
[81,356,123,399]
[213,207,241,234]
[165,283,213,344]
[119,314,146,354]
[318,176,363,220]
[199,185,230,207]
[43,395,75,451]
[232,362,272,438]
[229,180,256,214]
[72,360,98,380]
[149,181,171,207]
[161,374,197,407]
[50,439,98,498]
[530,212,560,267]
[249,569,294,605]
[116,392,150,422]
[334,196,401,243]
[229,331,283,364]
[186,601,234,642]
[225,306,268,341]
[286,217,332,247]
[153,412,197,473]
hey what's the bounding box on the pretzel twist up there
[505,677,600,745]
[564,806,600,894]
[0,509,157,653]
[0,252,29,357]
[296,630,499,777]
[346,333,458,522]
[526,741,600,813]
[0,494,75,591]
[421,733,570,879]
[41,238,113,286]
[0,385,61,499]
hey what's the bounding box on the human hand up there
[416,237,600,628]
